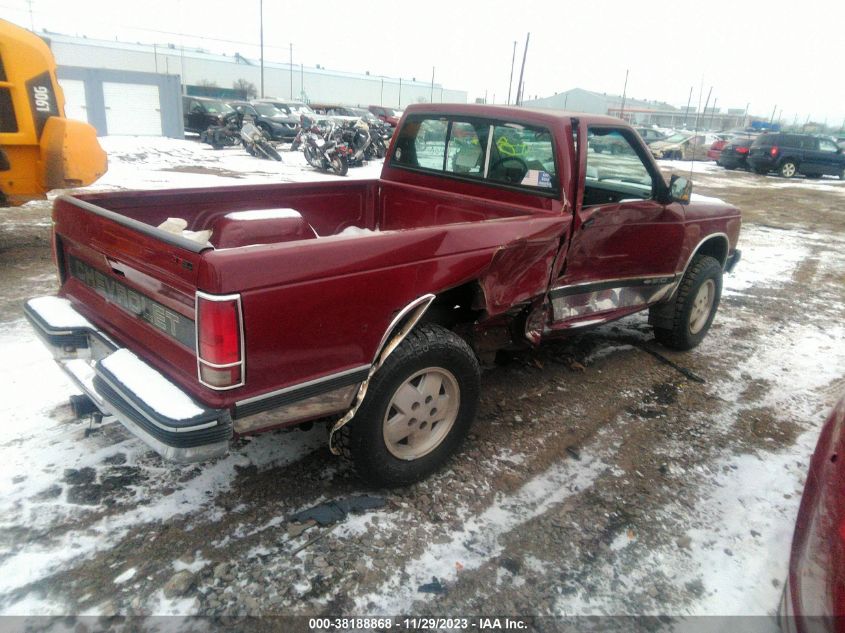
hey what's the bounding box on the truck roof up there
[402,103,624,127]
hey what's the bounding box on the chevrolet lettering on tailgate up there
[70,256,195,349]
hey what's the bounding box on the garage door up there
[102,82,162,136]
[58,79,88,123]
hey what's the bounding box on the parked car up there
[706,133,736,161]
[748,133,845,178]
[182,96,237,134]
[634,127,667,145]
[650,132,721,161]
[309,103,359,117]
[24,104,740,487]
[709,132,755,163]
[226,101,297,141]
[780,396,845,633]
[369,105,403,127]
[255,99,317,125]
[717,136,755,170]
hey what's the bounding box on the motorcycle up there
[301,119,349,176]
[367,120,392,159]
[199,113,241,149]
[344,118,373,166]
[240,117,282,161]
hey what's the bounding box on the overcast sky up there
[4,0,843,124]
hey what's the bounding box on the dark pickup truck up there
[25,104,741,486]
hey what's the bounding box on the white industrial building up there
[45,32,468,137]
[524,87,750,130]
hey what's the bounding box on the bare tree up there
[197,79,219,88]
[233,79,258,99]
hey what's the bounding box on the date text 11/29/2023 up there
[307,617,530,630]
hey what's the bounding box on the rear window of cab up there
[390,114,560,195]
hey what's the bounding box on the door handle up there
[581,217,596,229]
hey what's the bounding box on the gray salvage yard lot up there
[0,138,843,620]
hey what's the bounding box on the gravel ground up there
[0,138,843,626]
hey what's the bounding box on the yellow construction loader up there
[0,19,106,204]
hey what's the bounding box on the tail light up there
[195,292,245,389]
[770,146,779,157]
[736,146,749,154]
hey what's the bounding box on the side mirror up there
[669,174,692,203]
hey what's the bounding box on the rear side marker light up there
[195,292,245,390]
[770,146,779,157]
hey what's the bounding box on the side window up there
[446,122,485,176]
[189,100,203,113]
[390,115,558,193]
[584,128,654,206]
[488,123,557,188]
[392,116,448,171]
[818,138,838,153]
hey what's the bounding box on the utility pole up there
[300,63,304,101]
[769,104,777,124]
[259,0,264,98]
[289,43,293,99]
[683,86,693,128]
[430,67,435,103]
[707,97,718,130]
[180,43,186,95]
[398,78,402,108]
[619,69,629,120]
[380,77,384,106]
[507,40,517,105]
[744,102,750,128]
[26,0,34,30]
[515,33,530,106]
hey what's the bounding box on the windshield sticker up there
[521,170,553,188]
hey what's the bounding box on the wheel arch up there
[683,233,730,272]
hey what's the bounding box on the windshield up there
[289,103,316,116]
[253,103,285,117]
[664,133,692,143]
[204,101,234,114]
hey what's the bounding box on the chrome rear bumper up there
[24,296,232,463]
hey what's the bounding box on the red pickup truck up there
[25,104,741,486]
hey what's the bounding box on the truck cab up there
[24,103,741,486]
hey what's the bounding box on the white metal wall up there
[58,78,88,122]
[102,82,163,135]
[50,37,467,109]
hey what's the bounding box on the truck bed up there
[49,179,566,425]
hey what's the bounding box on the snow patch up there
[26,296,93,330]
[225,208,302,221]
[355,447,611,613]
[113,568,136,584]
[99,349,205,420]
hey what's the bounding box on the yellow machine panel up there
[0,19,107,203]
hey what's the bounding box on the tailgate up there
[52,194,207,397]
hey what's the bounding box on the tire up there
[258,141,282,161]
[329,154,349,176]
[652,255,723,351]
[336,324,480,487]
[779,160,798,178]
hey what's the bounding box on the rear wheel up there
[329,154,349,176]
[652,255,723,351]
[336,324,480,487]
[779,160,798,178]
